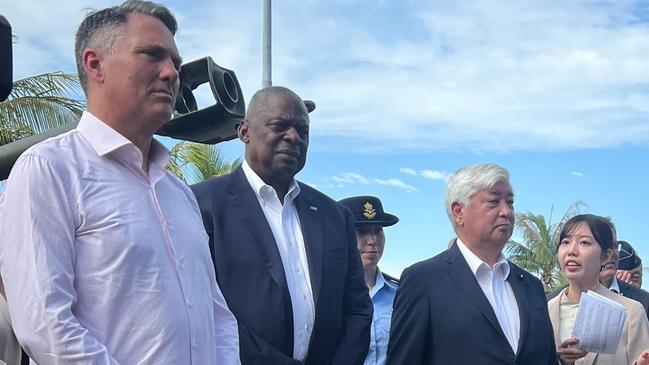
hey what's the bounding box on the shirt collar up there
[456,237,510,278]
[608,276,621,293]
[242,159,300,202]
[76,111,170,169]
[369,269,396,299]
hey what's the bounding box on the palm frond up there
[166,143,187,182]
[165,141,240,184]
[506,203,584,291]
[0,72,84,146]
[0,96,83,132]
[9,72,81,99]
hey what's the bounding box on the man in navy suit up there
[386,163,557,365]
[192,86,372,365]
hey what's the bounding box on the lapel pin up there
[310,206,318,211]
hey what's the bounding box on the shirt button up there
[192,342,198,349]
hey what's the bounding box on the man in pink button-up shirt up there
[0,1,240,364]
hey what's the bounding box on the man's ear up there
[238,119,250,143]
[451,202,464,227]
[601,249,614,267]
[83,48,104,84]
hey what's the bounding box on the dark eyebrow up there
[136,45,182,67]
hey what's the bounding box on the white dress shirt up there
[0,295,21,365]
[456,238,520,353]
[0,112,240,364]
[242,160,315,361]
[609,277,621,293]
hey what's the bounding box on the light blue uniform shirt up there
[364,269,397,365]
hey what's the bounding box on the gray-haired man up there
[387,163,556,365]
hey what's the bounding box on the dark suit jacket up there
[547,280,649,320]
[191,166,372,365]
[386,243,557,365]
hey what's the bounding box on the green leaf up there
[0,72,84,146]
[166,141,241,184]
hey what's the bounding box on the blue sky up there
[3,0,649,282]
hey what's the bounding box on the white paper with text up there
[571,290,627,354]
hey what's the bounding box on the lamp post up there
[262,0,272,88]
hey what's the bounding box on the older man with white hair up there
[387,163,557,365]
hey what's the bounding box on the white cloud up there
[399,167,417,176]
[6,1,649,152]
[331,172,370,185]
[329,172,418,192]
[373,178,418,192]
[571,171,585,177]
[419,169,451,181]
[400,167,451,182]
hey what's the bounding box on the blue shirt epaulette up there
[382,272,399,287]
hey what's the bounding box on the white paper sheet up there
[571,290,627,354]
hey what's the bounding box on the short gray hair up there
[74,0,177,94]
[444,163,511,223]
[246,86,307,118]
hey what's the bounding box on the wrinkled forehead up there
[473,179,513,199]
[255,93,308,121]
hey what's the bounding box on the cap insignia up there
[363,202,376,219]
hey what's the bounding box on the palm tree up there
[0,72,84,145]
[167,141,241,183]
[505,201,585,292]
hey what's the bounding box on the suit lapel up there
[294,188,324,305]
[227,167,289,293]
[444,244,510,346]
[507,264,529,355]
[548,291,562,351]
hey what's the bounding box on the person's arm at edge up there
[211,283,241,364]
[626,301,649,365]
[386,265,431,365]
[186,191,241,365]
[0,154,119,364]
[330,209,373,365]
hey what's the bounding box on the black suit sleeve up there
[387,266,431,365]
[330,209,373,365]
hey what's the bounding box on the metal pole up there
[262,0,272,88]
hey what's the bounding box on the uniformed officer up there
[339,196,399,365]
